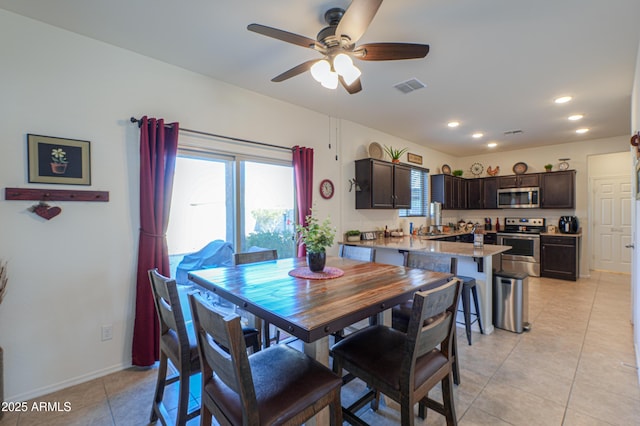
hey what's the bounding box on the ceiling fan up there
[247,0,429,94]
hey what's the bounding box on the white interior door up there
[592,176,633,272]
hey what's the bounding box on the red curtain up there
[132,116,179,366]
[293,146,314,257]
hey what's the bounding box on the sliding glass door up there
[167,151,295,278]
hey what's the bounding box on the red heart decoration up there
[34,205,62,220]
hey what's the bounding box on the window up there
[167,150,296,278]
[400,168,429,217]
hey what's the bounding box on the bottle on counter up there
[495,218,500,232]
[384,225,390,238]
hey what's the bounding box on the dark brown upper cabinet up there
[498,173,540,188]
[355,159,412,209]
[540,170,576,209]
[431,174,467,210]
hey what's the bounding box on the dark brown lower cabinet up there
[540,235,580,281]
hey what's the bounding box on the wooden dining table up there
[188,256,451,425]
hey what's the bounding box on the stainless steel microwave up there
[497,187,540,208]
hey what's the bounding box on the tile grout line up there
[560,273,599,425]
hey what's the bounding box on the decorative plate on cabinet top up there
[368,142,383,160]
[512,162,528,174]
[441,164,451,175]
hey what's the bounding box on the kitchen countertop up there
[341,236,511,258]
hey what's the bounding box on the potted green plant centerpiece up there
[383,145,408,163]
[296,212,335,272]
[544,164,553,172]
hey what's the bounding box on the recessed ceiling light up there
[554,96,572,104]
[568,114,583,121]
[576,128,589,134]
[447,121,460,128]
[487,142,497,148]
[472,132,484,139]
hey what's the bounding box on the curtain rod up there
[130,117,292,152]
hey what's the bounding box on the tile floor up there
[1,271,638,425]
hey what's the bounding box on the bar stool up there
[457,275,484,345]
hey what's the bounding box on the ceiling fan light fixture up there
[333,53,361,86]
[320,71,339,89]
[310,59,331,83]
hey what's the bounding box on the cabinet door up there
[371,161,394,208]
[518,174,540,187]
[499,176,518,188]
[541,171,575,209]
[393,164,412,208]
[541,236,577,280]
[467,179,483,209]
[444,175,456,209]
[455,177,467,209]
[483,177,498,208]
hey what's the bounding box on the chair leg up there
[452,332,460,385]
[176,362,191,426]
[399,394,415,426]
[461,285,472,345]
[329,389,343,426]
[201,400,213,426]
[471,286,484,334]
[150,353,168,422]
[441,373,457,426]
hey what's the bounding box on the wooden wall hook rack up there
[4,188,109,202]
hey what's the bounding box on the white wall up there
[0,9,635,401]
[0,10,336,401]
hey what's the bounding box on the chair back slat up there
[189,293,258,412]
[404,278,461,362]
[148,269,187,343]
[339,244,376,262]
[404,252,457,274]
[233,249,278,265]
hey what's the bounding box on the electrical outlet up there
[101,324,113,341]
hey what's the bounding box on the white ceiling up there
[2,0,639,156]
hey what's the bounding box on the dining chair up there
[148,269,201,426]
[334,244,377,342]
[188,291,343,426]
[233,249,280,348]
[338,244,376,262]
[331,278,462,426]
[148,269,261,426]
[392,252,461,385]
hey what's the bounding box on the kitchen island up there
[342,236,512,335]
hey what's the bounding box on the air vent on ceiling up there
[503,129,524,135]
[393,78,426,94]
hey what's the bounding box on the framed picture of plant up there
[27,134,91,185]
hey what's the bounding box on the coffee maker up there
[558,216,579,234]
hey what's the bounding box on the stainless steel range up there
[497,217,546,277]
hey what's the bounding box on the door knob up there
[625,244,635,249]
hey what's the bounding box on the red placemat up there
[288,266,344,280]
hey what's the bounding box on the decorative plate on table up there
[512,162,528,174]
[368,142,384,160]
[441,164,452,175]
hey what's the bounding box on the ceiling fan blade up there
[354,43,429,60]
[248,23,319,49]
[336,0,383,45]
[271,59,320,82]
[340,76,363,94]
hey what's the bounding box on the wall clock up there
[319,179,334,199]
[470,162,484,176]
